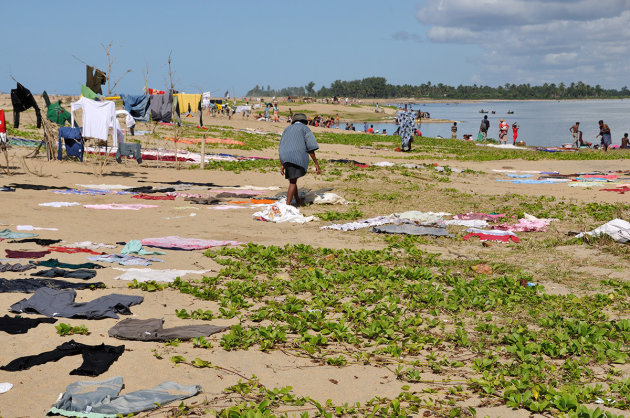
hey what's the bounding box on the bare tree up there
[167,51,181,169]
[101,42,132,96]
[144,61,150,94]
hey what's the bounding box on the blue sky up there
[2,0,628,96]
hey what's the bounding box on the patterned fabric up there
[397,110,416,149]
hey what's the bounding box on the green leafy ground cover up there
[132,241,629,417]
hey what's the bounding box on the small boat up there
[479,109,488,113]
[507,110,514,114]
[491,110,496,114]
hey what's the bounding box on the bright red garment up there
[0,109,6,134]
[463,233,520,243]
[131,194,175,201]
[148,88,165,95]
[48,246,103,255]
[601,186,630,194]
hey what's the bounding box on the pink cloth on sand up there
[453,212,505,221]
[84,204,159,210]
[141,236,242,250]
[494,219,548,232]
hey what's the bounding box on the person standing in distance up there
[498,118,509,144]
[279,113,322,207]
[597,120,612,151]
[451,122,457,139]
[570,122,580,148]
[512,121,520,145]
[479,115,490,141]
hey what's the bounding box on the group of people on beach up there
[476,115,520,145]
[569,121,628,151]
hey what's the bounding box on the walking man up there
[278,113,322,207]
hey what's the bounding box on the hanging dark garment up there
[0,315,56,334]
[149,90,173,123]
[1,340,124,376]
[10,82,42,128]
[86,65,107,95]
[0,277,104,293]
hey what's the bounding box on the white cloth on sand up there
[313,193,352,205]
[394,211,450,224]
[575,219,630,243]
[322,216,406,231]
[253,202,315,223]
[17,225,58,231]
[466,228,517,236]
[60,241,117,249]
[39,202,80,207]
[113,268,210,283]
[0,382,12,394]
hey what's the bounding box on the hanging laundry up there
[116,142,142,163]
[116,109,135,134]
[86,65,106,95]
[140,236,242,250]
[0,315,56,335]
[10,82,42,128]
[0,109,6,145]
[49,377,201,417]
[57,126,84,161]
[109,318,226,341]
[10,287,144,319]
[120,94,150,122]
[175,93,202,122]
[46,100,71,126]
[1,339,123,376]
[147,88,165,95]
[70,97,116,142]
[80,84,98,100]
[0,277,104,293]
[148,90,173,122]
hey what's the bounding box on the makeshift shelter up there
[10,82,41,129]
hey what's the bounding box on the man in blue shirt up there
[278,113,322,206]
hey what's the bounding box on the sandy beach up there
[0,97,629,417]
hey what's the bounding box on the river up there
[352,99,630,147]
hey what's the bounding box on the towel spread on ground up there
[140,236,242,250]
[10,288,143,319]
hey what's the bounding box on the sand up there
[0,98,629,417]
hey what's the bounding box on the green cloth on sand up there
[0,229,38,239]
[121,240,165,256]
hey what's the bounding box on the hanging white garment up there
[70,97,116,142]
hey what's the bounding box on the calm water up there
[352,100,630,147]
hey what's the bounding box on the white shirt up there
[71,97,116,142]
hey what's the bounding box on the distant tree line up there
[246,77,630,99]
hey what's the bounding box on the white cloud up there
[416,0,630,86]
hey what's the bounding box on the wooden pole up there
[200,135,206,169]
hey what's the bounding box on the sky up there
[2,0,629,96]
